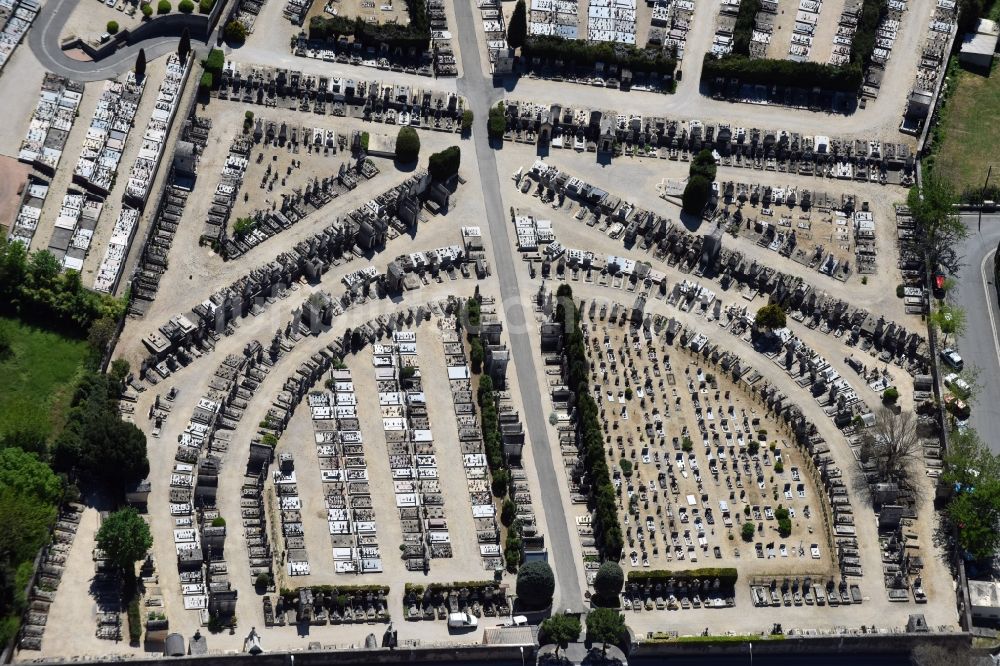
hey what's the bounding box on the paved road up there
[453,0,586,612]
[952,212,1000,449]
[28,0,210,80]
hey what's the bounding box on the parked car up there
[944,373,971,396]
[940,348,964,370]
[447,612,478,629]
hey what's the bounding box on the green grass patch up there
[934,64,1000,195]
[0,317,89,440]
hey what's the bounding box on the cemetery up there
[0,0,975,645]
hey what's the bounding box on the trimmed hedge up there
[704,0,884,93]
[309,0,430,51]
[523,35,677,75]
[557,285,623,560]
[628,568,739,588]
[731,0,762,55]
[702,54,863,92]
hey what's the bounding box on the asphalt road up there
[452,0,586,611]
[952,212,1000,449]
[28,0,210,81]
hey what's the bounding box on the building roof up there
[968,580,1000,608]
[961,18,1000,56]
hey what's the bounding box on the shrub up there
[198,0,215,12]
[223,19,247,43]
[203,48,225,75]
[882,387,899,404]
[754,303,786,330]
[896,284,905,298]
[470,336,484,373]
[427,146,461,182]
[624,387,633,400]
[507,0,526,48]
[774,460,784,473]
[255,572,273,588]
[395,126,420,163]
[487,102,506,140]
[461,109,473,134]
[619,458,633,477]
[490,468,509,497]
[594,561,624,605]
[107,20,119,34]
[501,498,516,526]
[128,599,142,643]
[741,522,755,541]
[748,440,760,455]
[681,436,693,452]
[157,0,170,13]
[178,0,194,11]
[516,561,554,610]
[141,2,152,16]
[211,517,226,527]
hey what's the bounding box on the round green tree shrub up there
[141,3,152,16]
[516,561,555,610]
[157,0,170,13]
[395,126,420,163]
[223,19,247,43]
[106,20,119,34]
[593,561,624,605]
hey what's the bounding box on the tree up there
[593,562,624,605]
[157,0,170,12]
[470,337,484,373]
[931,304,966,345]
[501,497,516,526]
[178,0,194,11]
[141,2,152,16]
[882,387,899,404]
[232,216,255,238]
[690,149,717,181]
[488,102,506,141]
[0,321,10,360]
[427,146,461,182]
[907,175,966,276]
[110,358,131,392]
[948,479,1000,560]
[741,521,755,541]
[681,175,711,216]
[540,613,581,656]
[860,406,921,487]
[223,19,247,43]
[178,27,191,60]
[586,608,626,656]
[754,303,786,330]
[507,0,527,49]
[107,20,119,34]
[135,48,147,79]
[96,508,153,574]
[515,561,554,610]
[395,126,420,163]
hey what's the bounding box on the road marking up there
[979,248,1000,373]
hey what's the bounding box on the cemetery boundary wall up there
[12,632,971,665]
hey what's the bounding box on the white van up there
[447,612,478,629]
